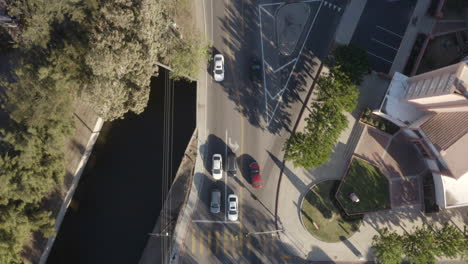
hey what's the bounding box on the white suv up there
[213,54,224,82]
[227,194,238,221]
[212,154,223,180]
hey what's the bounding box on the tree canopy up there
[329,45,370,85]
[285,101,348,168]
[372,224,468,264]
[317,70,359,112]
[372,228,404,264]
[285,67,359,169]
[0,0,208,262]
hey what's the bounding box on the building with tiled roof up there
[376,60,468,209]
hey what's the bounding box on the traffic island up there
[300,180,362,243]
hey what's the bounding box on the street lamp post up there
[245,229,283,237]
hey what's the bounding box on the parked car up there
[227,194,238,221]
[249,162,262,189]
[212,154,223,180]
[210,189,221,214]
[227,153,237,177]
[213,54,225,82]
[250,57,262,83]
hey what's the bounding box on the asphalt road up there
[350,0,417,73]
[179,0,345,263]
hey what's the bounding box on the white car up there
[227,194,238,221]
[213,54,224,82]
[212,154,223,180]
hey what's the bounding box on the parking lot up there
[350,0,417,73]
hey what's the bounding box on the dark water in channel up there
[47,69,196,264]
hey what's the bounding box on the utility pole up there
[245,229,283,237]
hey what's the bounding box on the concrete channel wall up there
[39,103,103,264]
[138,129,198,264]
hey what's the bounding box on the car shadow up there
[237,153,256,185]
[199,134,233,175]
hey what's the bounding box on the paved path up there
[277,73,391,261]
[278,71,468,261]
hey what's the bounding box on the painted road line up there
[215,231,220,254]
[258,5,268,123]
[266,0,324,125]
[272,59,297,73]
[225,129,228,221]
[281,0,323,91]
[259,2,285,7]
[300,0,322,3]
[210,0,213,42]
[367,51,393,64]
[376,25,403,38]
[259,5,274,18]
[192,219,241,224]
[371,38,399,51]
[191,227,197,254]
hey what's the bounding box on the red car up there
[249,162,262,189]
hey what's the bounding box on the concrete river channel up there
[47,69,196,264]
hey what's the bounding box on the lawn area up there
[336,158,391,215]
[301,180,362,242]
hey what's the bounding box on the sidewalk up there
[167,0,209,261]
[277,73,391,261]
[278,71,468,261]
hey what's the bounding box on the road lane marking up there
[367,51,393,64]
[259,2,285,7]
[225,129,228,221]
[206,231,212,254]
[215,231,220,254]
[371,38,399,51]
[191,227,197,254]
[211,0,213,41]
[376,25,403,38]
[259,5,274,18]
[258,5,268,122]
[261,0,324,125]
[192,219,240,224]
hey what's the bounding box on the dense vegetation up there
[284,45,368,169]
[0,0,208,262]
[372,225,468,264]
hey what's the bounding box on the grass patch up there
[336,158,391,214]
[301,180,362,242]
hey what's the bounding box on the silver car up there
[210,189,221,214]
[213,54,224,82]
[227,194,238,221]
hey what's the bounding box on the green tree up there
[317,70,359,113]
[285,101,348,168]
[167,32,210,80]
[433,224,467,259]
[329,45,370,85]
[7,0,86,48]
[0,202,54,264]
[372,228,404,264]
[80,0,180,120]
[403,226,436,264]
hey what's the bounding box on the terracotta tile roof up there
[420,112,468,151]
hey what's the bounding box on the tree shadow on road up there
[218,0,323,135]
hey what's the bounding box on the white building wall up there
[432,173,446,208]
